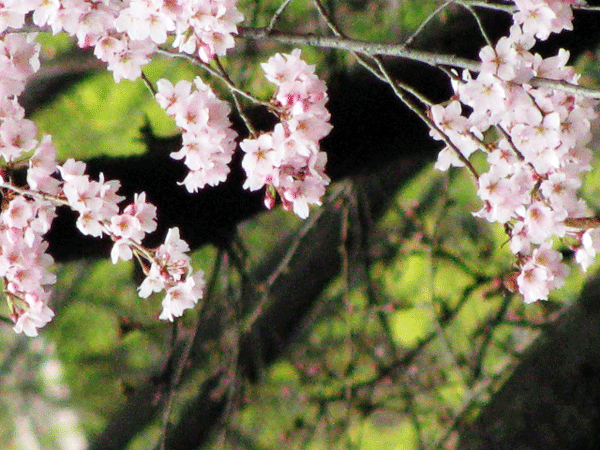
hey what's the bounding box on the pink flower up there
[0,117,38,162]
[240,50,332,218]
[12,292,55,337]
[110,214,145,242]
[63,175,104,213]
[158,270,205,321]
[434,146,465,172]
[122,192,157,234]
[170,0,243,62]
[155,79,193,115]
[75,210,105,237]
[514,0,560,40]
[115,0,175,44]
[156,77,236,191]
[0,1,26,35]
[110,238,134,264]
[241,133,278,191]
[4,197,34,229]
[479,36,519,81]
[576,228,600,272]
[517,262,551,303]
[138,263,166,299]
[261,49,312,85]
[59,158,86,181]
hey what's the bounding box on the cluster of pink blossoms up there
[0,33,56,336]
[513,0,579,40]
[2,0,243,82]
[431,0,597,303]
[58,158,206,323]
[240,50,332,219]
[0,31,205,335]
[4,149,206,335]
[155,77,237,192]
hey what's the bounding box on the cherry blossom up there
[8,0,242,82]
[158,269,205,322]
[0,28,207,333]
[240,49,332,219]
[431,0,599,303]
[1,153,206,333]
[12,291,55,337]
[155,77,238,192]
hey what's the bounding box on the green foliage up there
[52,303,119,356]
[388,307,432,347]
[360,418,417,450]
[31,55,192,160]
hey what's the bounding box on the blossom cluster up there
[0,33,56,336]
[3,0,243,82]
[4,151,206,335]
[155,77,238,192]
[513,0,578,40]
[431,0,597,303]
[0,192,57,337]
[63,159,209,323]
[58,158,206,323]
[239,50,332,219]
[0,31,205,336]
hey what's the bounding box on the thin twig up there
[140,70,157,96]
[155,250,226,450]
[238,26,481,71]
[241,182,349,333]
[313,0,392,85]
[431,359,517,449]
[405,1,453,47]
[564,216,600,229]
[573,3,600,11]
[213,57,258,136]
[451,0,514,14]
[156,48,278,110]
[266,0,296,32]
[403,384,428,450]
[458,1,494,47]
[216,250,244,448]
[337,185,361,450]
[470,293,513,383]
[155,322,181,450]
[427,190,470,388]
[315,14,478,181]
[371,57,480,182]
[313,0,344,37]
